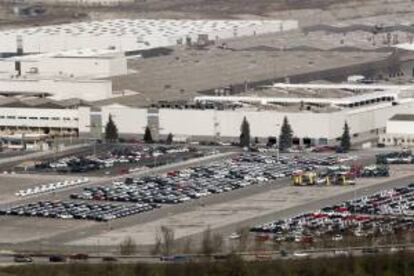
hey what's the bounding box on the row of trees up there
[105,114,352,151]
[105,114,173,144]
[239,116,351,152]
[119,226,251,257]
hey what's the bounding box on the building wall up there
[22,0,134,6]
[100,105,148,136]
[386,120,414,135]
[18,55,127,78]
[340,101,414,137]
[0,78,113,101]
[0,107,79,129]
[76,100,414,143]
[0,60,15,76]
[379,118,414,146]
[157,109,336,141]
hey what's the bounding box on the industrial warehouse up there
[1,0,414,270]
[1,18,414,148]
[0,81,414,148]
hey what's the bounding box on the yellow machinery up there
[293,171,355,186]
[292,171,317,186]
[326,173,356,186]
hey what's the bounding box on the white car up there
[228,232,241,240]
[293,252,309,257]
[332,234,343,241]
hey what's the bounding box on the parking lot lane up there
[0,216,96,244]
[0,175,102,205]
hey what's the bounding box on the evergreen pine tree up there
[340,121,351,152]
[279,116,293,151]
[144,126,153,143]
[166,133,173,144]
[104,114,118,143]
[239,117,251,148]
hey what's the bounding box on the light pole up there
[276,123,280,161]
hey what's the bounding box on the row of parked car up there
[0,200,158,221]
[250,184,414,243]
[15,177,89,197]
[69,153,351,205]
[31,145,195,173]
[346,184,414,216]
[3,153,355,222]
[376,150,413,165]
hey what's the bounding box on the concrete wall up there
[387,120,414,135]
[158,109,336,141]
[158,101,414,142]
[101,105,148,135]
[18,55,127,78]
[76,100,414,143]
[0,107,79,129]
[22,0,134,6]
[0,78,113,101]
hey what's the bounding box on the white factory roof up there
[395,43,414,51]
[195,90,399,107]
[0,19,289,37]
[8,48,122,62]
[0,19,298,53]
[270,82,414,91]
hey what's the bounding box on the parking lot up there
[0,174,102,205]
[71,153,360,204]
[66,169,414,248]
[22,145,204,176]
[250,184,414,243]
[1,150,413,252]
[0,201,156,222]
[0,153,356,223]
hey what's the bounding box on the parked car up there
[49,255,67,262]
[14,255,33,263]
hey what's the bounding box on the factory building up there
[0,83,413,147]
[24,0,134,6]
[0,78,113,101]
[77,84,414,146]
[0,98,81,143]
[0,49,127,79]
[0,19,298,54]
[380,114,414,146]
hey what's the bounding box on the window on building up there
[40,117,49,120]
[7,116,16,119]
[51,117,60,121]
[0,116,4,119]
[18,116,27,119]
[63,117,71,121]
[29,117,38,120]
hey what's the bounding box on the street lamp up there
[276,123,280,161]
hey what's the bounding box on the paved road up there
[0,243,413,266]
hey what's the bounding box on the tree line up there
[104,114,352,152]
[239,116,351,152]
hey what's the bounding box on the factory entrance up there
[303,137,312,147]
[292,137,300,146]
